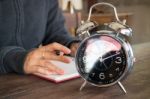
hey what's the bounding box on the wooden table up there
[0,42,150,99]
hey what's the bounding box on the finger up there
[29,65,57,75]
[38,60,64,75]
[70,43,79,56]
[40,51,71,63]
[35,66,52,75]
[45,42,71,54]
[70,46,77,57]
[51,55,71,63]
[47,62,65,75]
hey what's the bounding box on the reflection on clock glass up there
[76,35,127,85]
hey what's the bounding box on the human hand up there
[23,42,71,75]
[69,42,80,57]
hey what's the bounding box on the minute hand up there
[102,53,120,61]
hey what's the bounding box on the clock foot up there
[118,81,127,94]
[79,80,87,91]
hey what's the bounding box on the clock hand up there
[102,52,120,61]
[99,56,108,68]
[103,61,108,69]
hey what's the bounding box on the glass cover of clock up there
[76,35,127,85]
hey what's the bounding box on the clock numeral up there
[109,74,113,78]
[115,68,120,72]
[91,73,95,77]
[99,73,105,80]
[110,79,114,83]
[115,57,122,64]
[82,56,87,63]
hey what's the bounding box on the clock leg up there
[79,80,87,91]
[118,81,127,94]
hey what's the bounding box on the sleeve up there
[0,46,28,74]
[42,0,80,47]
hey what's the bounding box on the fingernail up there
[67,49,71,53]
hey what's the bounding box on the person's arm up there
[0,43,71,75]
[0,46,28,74]
[42,0,79,48]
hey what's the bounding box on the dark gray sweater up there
[0,0,78,74]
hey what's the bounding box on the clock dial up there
[76,34,127,85]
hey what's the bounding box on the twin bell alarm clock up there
[75,2,135,94]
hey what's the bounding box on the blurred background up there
[59,0,150,44]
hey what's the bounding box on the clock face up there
[76,34,127,85]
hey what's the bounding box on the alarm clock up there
[75,2,135,94]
